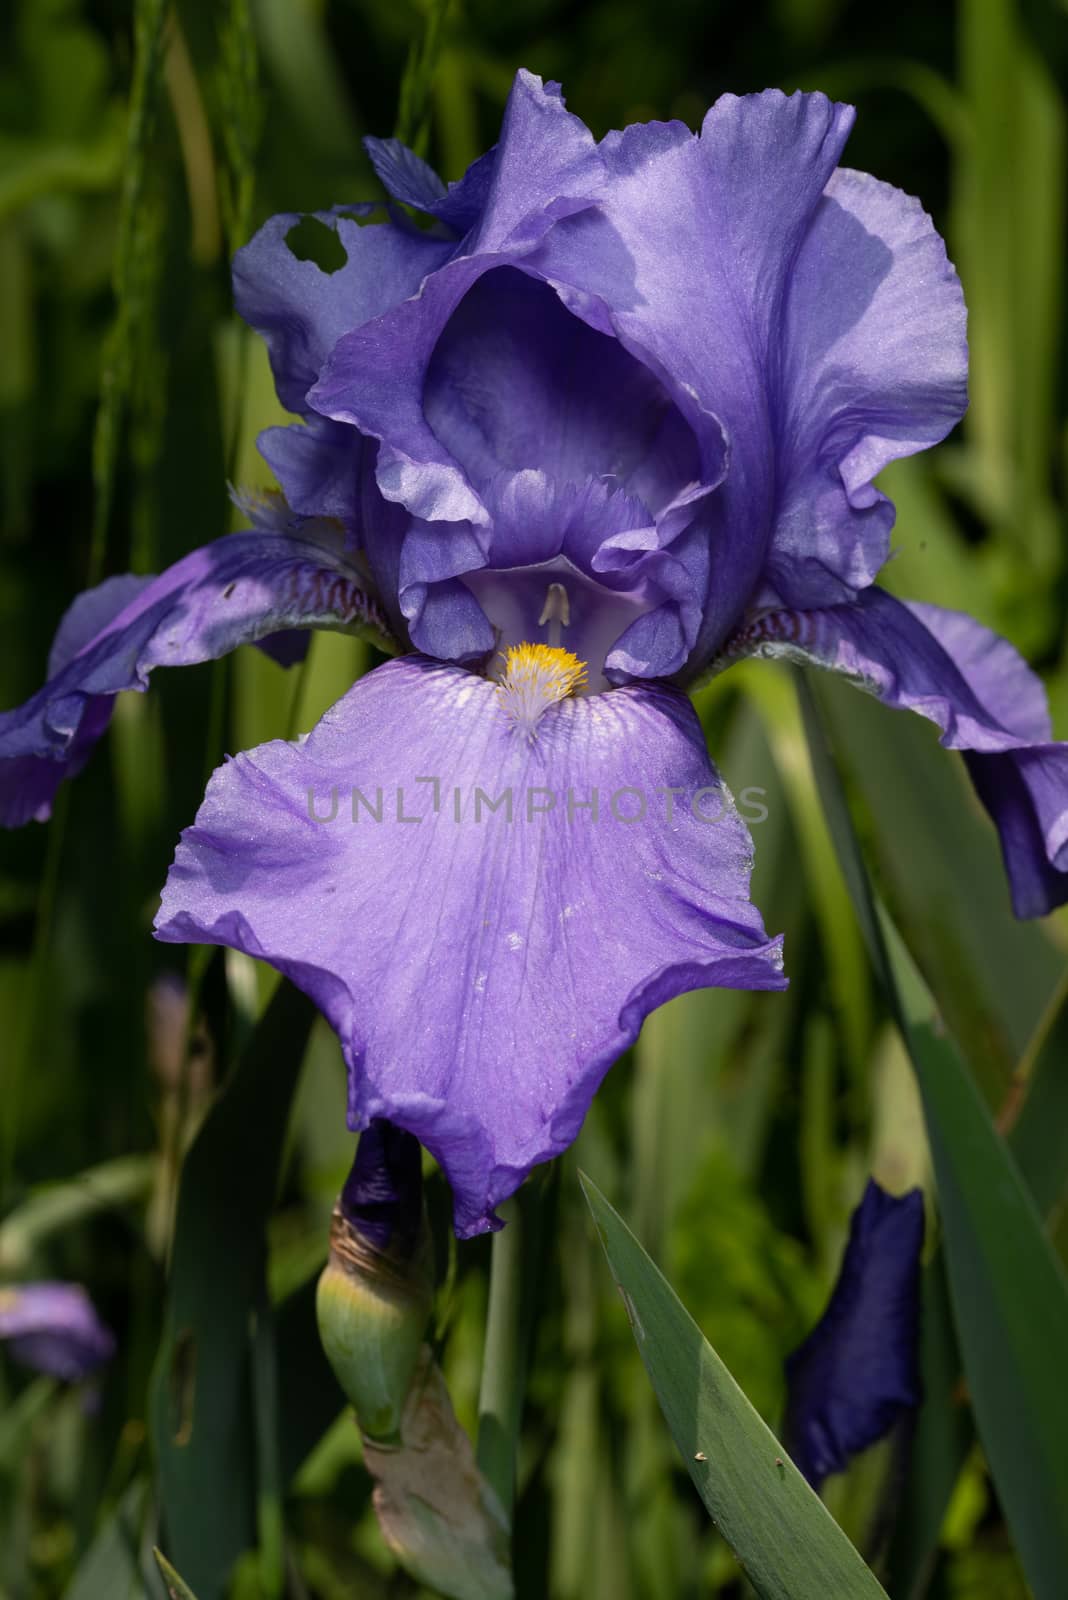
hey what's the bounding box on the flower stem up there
[476,1197,525,1525]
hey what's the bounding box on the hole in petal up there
[285,216,348,274]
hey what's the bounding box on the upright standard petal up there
[156,657,785,1236]
[0,521,390,827]
[308,76,608,536]
[719,588,1068,916]
[233,208,454,539]
[233,209,453,416]
[364,72,607,250]
[528,89,855,655]
[0,1282,115,1383]
[464,70,606,254]
[767,169,967,606]
[784,1181,924,1489]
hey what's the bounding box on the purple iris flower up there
[0,1281,116,1383]
[784,1181,925,1489]
[2,72,1065,1233]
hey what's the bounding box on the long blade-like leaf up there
[579,1173,888,1600]
[150,979,316,1600]
[799,671,1068,1599]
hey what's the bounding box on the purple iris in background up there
[3,72,1066,1234]
[784,1181,925,1489]
[0,1281,115,1383]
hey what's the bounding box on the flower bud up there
[784,1179,925,1488]
[316,1121,431,1441]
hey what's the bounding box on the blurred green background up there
[1,0,1066,1596]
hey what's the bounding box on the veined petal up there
[364,135,497,237]
[784,1181,924,1489]
[363,138,448,213]
[767,169,968,605]
[465,70,606,253]
[0,523,389,827]
[155,657,785,1236]
[720,589,1068,916]
[528,90,855,654]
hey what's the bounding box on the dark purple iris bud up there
[784,1181,925,1489]
[3,70,1064,1239]
[317,1123,432,1441]
[339,1118,425,1259]
[0,1281,115,1383]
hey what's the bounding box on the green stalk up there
[476,1197,525,1523]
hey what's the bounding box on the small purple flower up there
[784,1181,925,1488]
[0,1281,115,1383]
[2,72,1064,1232]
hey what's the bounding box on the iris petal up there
[721,588,1068,916]
[308,73,607,534]
[0,522,387,827]
[423,267,698,509]
[233,209,452,416]
[0,1282,115,1383]
[155,656,784,1236]
[768,169,968,606]
[530,90,855,654]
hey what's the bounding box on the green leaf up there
[394,0,451,154]
[799,672,1068,1599]
[884,1256,971,1600]
[886,968,1068,1598]
[812,674,1062,1097]
[889,939,1068,1600]
[0,1154,154,1274]
[578,1173,888,1600]
[154,1548,201,1600]
[1007,970,1068,1219]
[63,1481,164,1600]
[150,979,316,1600]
